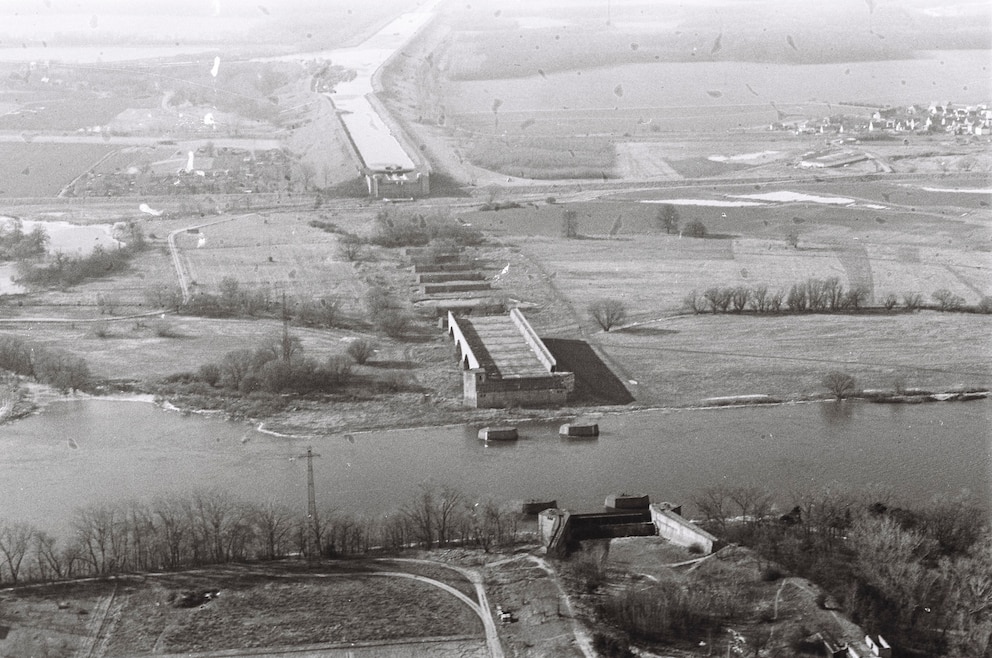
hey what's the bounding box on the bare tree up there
[251,503,296,560]
[822,371,858,399]
[33,531,64,581]
[768,289,784,312]
[823,277,844,310]
[784,230,800,249]
[347,339,376,365]
[882,293,899,310]
[683,290,705,314]
[749,285,769,312]
[656,204,680,234]
[786,283,808,311]
[403,483,436,548]
[0,521,35,583]
[693,486,734,534]
[433,485,465,547]
[683,220,708,238]
[589,299,627,331]
[703,287,732,313]
[730,286,751,312]
[337,234,363,262]
[903,292,923,311]
[219,349,255,389]
[843,285,870,310]
[932,288,965,311]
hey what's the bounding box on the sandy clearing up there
[732,191,856,204]
[919,186,992,194]
[640,199,767,207]
[614,142,684,180]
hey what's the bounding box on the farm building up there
[447,309,574,408]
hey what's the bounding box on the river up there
[1,398,988,534]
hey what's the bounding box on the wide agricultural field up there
[176,212,364,310]
[0,142,116,197]
[465,181,991,405]
[0,565,484,658]
[600,312,992,406]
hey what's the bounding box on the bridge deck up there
[459,315,550,379]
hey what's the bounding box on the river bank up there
[8,373,990,440]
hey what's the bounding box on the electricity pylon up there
[296,446,321,560]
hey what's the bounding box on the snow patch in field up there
[732,191,855,205]
[708,150,780,163]
[861,203,888,209]
[919,187,992,194]
[640,199,768,207]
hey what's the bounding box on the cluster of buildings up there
[771,101,992,137]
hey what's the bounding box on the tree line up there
[151,277,345,328]
[14,221,147,289]
[691,486,991,657]
[0,219,48,261]
[0,335,91,394]
[0,484,520,586]
[682,277,992,315]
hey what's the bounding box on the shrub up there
[337,234,363,261]
[365,286,393,319]
[347,339,376,364]
[932,288,965,312]
[90,322,112,339]
[377,310,411,339]
[683,220,707,238]
[592,633,635,658]
[882,293,899,310]
[979,296,992,314]
[296,296,342,328]
[761,566,784,582]
[589,299,627,331]
[687,542,705,555]
[154,320,183,338]
[197,363,221,387]
[683,290,704,314]
[903,292,923,311]
[823,371,858,399]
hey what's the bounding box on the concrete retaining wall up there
[417,272,483,284]
[650,504,718,553]
[509,308,557,372]
[413,262,477,273]
[448,312,481,370]
[465,371,571,408]
[423,282,491,295]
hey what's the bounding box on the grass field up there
[0,563,483,658]
[0,142,116,197]
[177,212,364,310]
[463,180,991,406]
[601,312,992,406]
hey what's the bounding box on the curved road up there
[376,558,504,658]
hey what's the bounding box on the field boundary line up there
[57,148,120,198]
[150,635,482,658]
[168,213,255,304]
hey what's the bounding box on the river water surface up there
[1,398,989,534]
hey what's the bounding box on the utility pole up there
[281,292,291,362]
[297,446,321,560]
